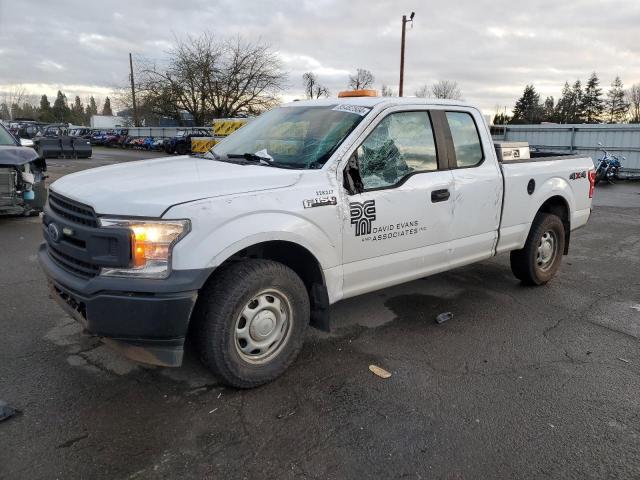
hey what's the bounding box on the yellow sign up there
[191,137,217,153]
[213,119,248,137]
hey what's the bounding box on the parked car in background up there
[90,130,106,145]
[163,128,211,155]
[102,129,129,148]
[0,123,47,215]
[39,124,70,137]
[69,128,93,139]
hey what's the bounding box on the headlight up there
[99,218,190,278]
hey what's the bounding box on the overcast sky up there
[1,0,639,115]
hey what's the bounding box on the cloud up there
[0,0,639,115]
[38,60,65,72]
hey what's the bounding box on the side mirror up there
[20,138,35,148]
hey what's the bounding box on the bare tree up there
[133,33,286,124]
[302,72,330,99]
[348,69,374,90]
[414,84,430,98]
[1,85,27,120]
[380,84,395,97]
[431,80,463,100]
[626,84,640,123]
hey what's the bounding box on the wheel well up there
[216,241,330,331]
[538,196,570,254]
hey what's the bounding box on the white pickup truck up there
[39,94,595,387]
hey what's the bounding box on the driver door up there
[341,109,454,298]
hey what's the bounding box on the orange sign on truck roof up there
[337,89,378,98]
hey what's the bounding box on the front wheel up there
[510,213,565,286]
[192,259,310,388]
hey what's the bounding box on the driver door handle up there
[431,189,450,203]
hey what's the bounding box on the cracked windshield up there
[211,105,367,168]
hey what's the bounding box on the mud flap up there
[309,283,331,332]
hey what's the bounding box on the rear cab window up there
[445,111,483,168]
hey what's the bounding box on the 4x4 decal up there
[350,200,376,236]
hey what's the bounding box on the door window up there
[356,111,437,190]
[445,112,483,168]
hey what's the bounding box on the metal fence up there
[123,127,208,138]
[492,124,640,174]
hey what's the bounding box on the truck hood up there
[51,155,302,217]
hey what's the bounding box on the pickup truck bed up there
[498,154,593,254]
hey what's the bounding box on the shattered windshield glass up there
[211,105,368,169]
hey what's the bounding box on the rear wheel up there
[510,213,565,285]
[193,259,309,388]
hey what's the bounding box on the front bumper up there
[39,243,212,366]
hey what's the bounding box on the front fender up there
[167,203,341,272]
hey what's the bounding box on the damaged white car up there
[0,124,47,216]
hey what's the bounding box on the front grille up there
[48,244,101,278]
[44,191,130,279]
[48,191,98,228]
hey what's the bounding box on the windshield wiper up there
[202,150,247,165]
[227,152,277,167]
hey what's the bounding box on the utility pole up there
[129,52,139,127]
[399,12,414,97]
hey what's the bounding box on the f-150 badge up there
[303,196,337,208]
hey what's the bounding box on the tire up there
[175,142,188,155]
[510,212,565,286]
[192,259,310,388]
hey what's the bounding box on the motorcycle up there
[594,142,624,185]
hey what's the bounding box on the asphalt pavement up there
[0,149,639,479]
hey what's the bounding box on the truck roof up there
[284,96,474,109]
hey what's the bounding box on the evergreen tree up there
[542,96,555,122]
[39,94,54,122]
[88,96,98,115]
[554,82,573,123]
[511,85,542,123]
[580,72,604,123]
[85,96,98,124]
[570,80,584,123]
[70,96,85,125]
[605,76,630,123]
[101,97,113,116]
[52,90,70,122]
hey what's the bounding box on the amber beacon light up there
[337,89,379,98]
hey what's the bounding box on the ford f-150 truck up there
[39,93,595,388]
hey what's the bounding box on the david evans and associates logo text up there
[349,200,424,241]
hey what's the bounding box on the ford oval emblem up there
[48,223,61,243]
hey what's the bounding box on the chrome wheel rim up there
[234,289,292,364]
[536,230,558,271]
